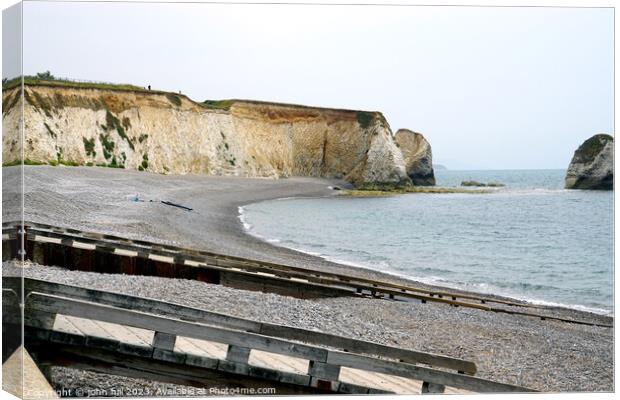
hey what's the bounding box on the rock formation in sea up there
[394,129,436,186]
[565,134,614,190]
[2,82,411,189]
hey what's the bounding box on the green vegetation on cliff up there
[573,134,614,163]
[103,110,135,150]
[202,99,236,111]
[165,93,183,107]
[2,159,46,167]
[83,137,96,157]
[3,75,146,92]
[356,111,375,129]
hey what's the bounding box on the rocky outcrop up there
[565,134,614,190]
[460,181,505,187]
[2,83,411,188]
[394,129,435,186]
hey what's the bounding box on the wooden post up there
[308,361,340,381]
[421,381,446,394]
[152,331,176,351]
[24,310,56,330]
[226,345,251,363]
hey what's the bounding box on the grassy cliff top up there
[202,98,382,115]
[2,76,147,92]
[3,76,385,120]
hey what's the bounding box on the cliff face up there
[2,84,410,188]
[565,134,614,190]
[394,129,435,186]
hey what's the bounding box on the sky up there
[4,1,615,169]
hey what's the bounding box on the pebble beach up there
[2,166,614,393]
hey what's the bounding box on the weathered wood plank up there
[340,367,421,394]
[8,277,478,373]
[29,342,325,395]
[259,323,476,374]
[18,278,260,331]
[96,320,153,347]
[183,338,228,359]
[327,351,533,393]
[26,292,329,362]
[249,350,308,375]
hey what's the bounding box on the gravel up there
[48,367,205,398]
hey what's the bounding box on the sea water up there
[240,170,613,315]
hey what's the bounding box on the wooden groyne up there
[2,221,613,328]
[2,277,535,394]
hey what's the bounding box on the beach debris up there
[126,193,145,202]
[161,200,193,211]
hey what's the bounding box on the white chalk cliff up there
[3,83,416,188]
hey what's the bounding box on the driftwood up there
[160,201,193,211]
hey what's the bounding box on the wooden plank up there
[340,367,422,394]
[114,248,139,257]
[53,315,84,336]
[62,316,121,351]
[19,278,261,332]
[29,343,324,395]
[174,337,207,356]
[10,277,478,374]
[183,338,228,359]
[259,323,476,374]
[249,350,308,375]
[95,321,153,347]
[26,292,330,362]
[327,351,534,393]
[71,241,96,250]
[49,315,86,346]
[32,235,62,244]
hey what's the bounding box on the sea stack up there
[565,134,614,190]
[394,129,436,186]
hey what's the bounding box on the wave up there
[237,206,252,231]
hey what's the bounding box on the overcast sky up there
[6,2,615,169]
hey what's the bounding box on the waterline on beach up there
[239,205,611,316]
[237,170,613,316]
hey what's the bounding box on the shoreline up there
[2,166,614,391]
[240,209,613,317]
[237,196,612,320]
[3,165,613,323]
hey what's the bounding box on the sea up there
[240,169,614,315]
